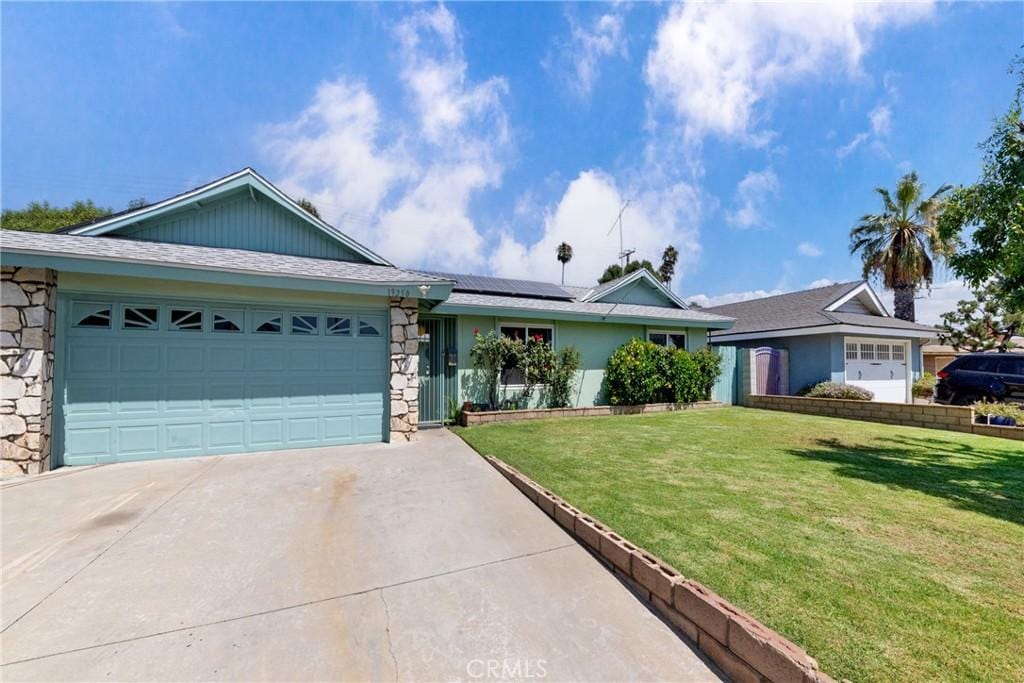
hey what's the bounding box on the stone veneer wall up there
[1,267,57,477]
[388,297,419,442]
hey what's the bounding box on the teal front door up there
[59,295,388,465]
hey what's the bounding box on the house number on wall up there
[388,287,411,298]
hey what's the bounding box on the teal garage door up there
[59,297,387,465]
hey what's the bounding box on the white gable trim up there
[825,282,888,316]
[583,269,689,309]
[63,168,392,266]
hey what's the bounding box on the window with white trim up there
[291,314,319,336]
[859,343,875,360]
[122,306,159,330]
[358,315,383,337]
[648,330,687,350]
[326,315,352,336]
[254,312,282,334]
[499,324,553,385]
[72,303,112,328]
[891,344,906,362]
[845,342,858,360]
[212,309,243,333]
[876,343,891,361]
[170,308,203,332]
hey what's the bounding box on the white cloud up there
[687,289,784,308]
[260,5,508,271]
[688,277,838,308]
[644,2,933,145]
[727,168,779,229]
[798,242,823,257]
[548,8,628,97]
[489,170,702,287]
[901,279,972,326]
[837,102,893,159]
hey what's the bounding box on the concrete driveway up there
[1,429,720,682]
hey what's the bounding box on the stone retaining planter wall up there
[461,401,722,426]
[483,455,834,683]
[748,394,1023,441]
[1,267,57,477]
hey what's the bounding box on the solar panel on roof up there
[426,272,574,301]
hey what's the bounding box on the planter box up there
[460,401,722,427]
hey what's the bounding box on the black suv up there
[934,352,1024,405]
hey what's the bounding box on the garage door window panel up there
[892,344,905,361]
[170,308,204,332]
[212,309,243,333]
[254,312,283,334]
[358,315,383,337]
[291,314,319,336]
[327,315,352,336]
[73,303,112,329]
[122,306,159,330]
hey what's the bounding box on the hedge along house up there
[706,281,937,403]
[1,168,734,475]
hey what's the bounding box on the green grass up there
[455,407,1024,682]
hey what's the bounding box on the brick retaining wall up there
[461,401,722,426]
[748,395,1023,441]
[484,455,835,683]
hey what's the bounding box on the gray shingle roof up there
[705,280,936,336]
[0,230,450,287]
[437,291,733,326]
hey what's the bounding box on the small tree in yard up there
[469,330,514,410]
[938,281,1021,352]
[547,346,582,408]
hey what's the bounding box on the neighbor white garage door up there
[844,338,909,403]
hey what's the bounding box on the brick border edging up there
[748,395,1023,441]
[483,455,835,683]
[462,401,722,426]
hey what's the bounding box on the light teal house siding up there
[115,189,366,261]
[452,316,716,409]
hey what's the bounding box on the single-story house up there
[0,168,733,474]
[705,281,937,403]
[921,343,964,375]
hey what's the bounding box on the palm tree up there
[850,172,954,321]
[556,242,573,285]
[659,245,679,285]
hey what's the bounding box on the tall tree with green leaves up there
[556,242,573,284]
[937,62,1024,315]
[849,172,954,321]
[938,281,1021,352]
[1,200,113,233]
[597,259,661,285]
[659,245,679,285]
[296,198,321,219]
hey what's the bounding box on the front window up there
[499,324,553,385]
[648,330,686,350]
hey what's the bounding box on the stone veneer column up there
[388,297,420,442]
[1,266,57,477]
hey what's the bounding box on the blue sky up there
[3,2,1020,321]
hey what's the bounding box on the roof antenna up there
[606,199,634,265]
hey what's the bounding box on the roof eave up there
[432,301,734,329]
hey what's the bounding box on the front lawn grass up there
[455,407,1024,682]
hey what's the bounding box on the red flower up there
[533,334,544,342]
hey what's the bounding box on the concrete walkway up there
[1,429,720,682]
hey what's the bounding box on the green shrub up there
[913,372,937,399]
[805,381,874,400]
[606,339,665,405]
[691,347,723,400]
[972,400,1023,420]
[796,380,828,397]
[605,339,719,405]
[547,346,582,408]
[469,330,519,409]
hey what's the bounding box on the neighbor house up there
[0,168,733,474]
[706,281,937,403]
